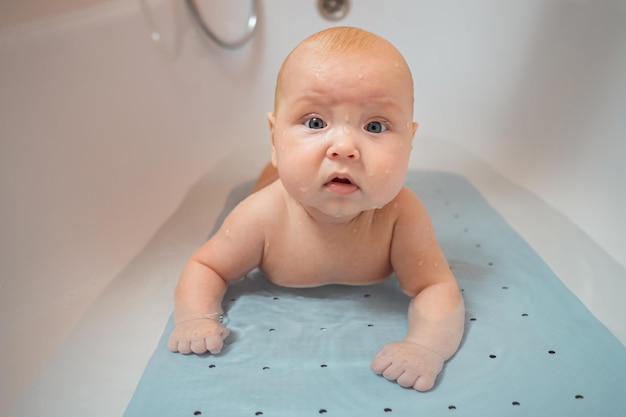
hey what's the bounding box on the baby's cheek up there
[280,163,314,197]
[374,167,406,204]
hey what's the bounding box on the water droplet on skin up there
[357,73,364,79]
[352,229,358,233]
[299,186,309,193]
[434,262,439,267]
[225,229,230,237]
[417,259,425,266]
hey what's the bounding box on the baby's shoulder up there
[228,181,286,224]
[385,186,433,229]
[389,186,427,213]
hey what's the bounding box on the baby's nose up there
[327,136,360,160]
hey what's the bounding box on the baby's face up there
[269,44,417,222]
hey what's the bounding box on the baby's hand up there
[371,341,444,391]
[167,318,230,355]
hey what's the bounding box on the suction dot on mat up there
[448,405,457,410]
[384,408,393,412]
[320,364,328,368]
[262,366,270,370]
[502,286,509,290]
[269,328,276,332]
[512,401,521,406]
[273,297,280,300]
[488,262,494,266]
[208,364,216,368]
[463,228,469,232]
[364,293,371,298]
[255,412,263,416]
[476,243,481,248]
[320,327,327,331]
[193,412,202,416]
[319,409,328,414]
[575,395,584,399]
[367,324,374,327]
[489,354,497,358]
[470,317,477,322]
[548,350,556,354]
[522,313,529,317]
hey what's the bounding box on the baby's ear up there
[411,121,419,137]
[267,112,278,167]
[267,112,276,132]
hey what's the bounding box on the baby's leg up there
[252,162,279,193]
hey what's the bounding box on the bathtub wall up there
[1,1,625,415]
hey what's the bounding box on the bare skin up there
[168,27,464,392]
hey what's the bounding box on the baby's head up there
[268,27,418,221]
[273,26,415,116]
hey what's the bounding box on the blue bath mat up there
[124,171,626,417]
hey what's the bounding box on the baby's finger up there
[381,364,404,382]
[413,374,436,392]
[176,340,193,355]
[206,337,224,354]
[396,371,419,388]
[190,338,209,354]
[167,336,179,352]
[206,327,230,354]
[370,352,392,374]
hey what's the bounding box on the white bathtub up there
[1,1,624,416]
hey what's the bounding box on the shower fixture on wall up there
[318,0,350,21]
[186,0,258,49]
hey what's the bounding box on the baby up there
[168,26,465,392]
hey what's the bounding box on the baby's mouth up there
[331,177,352,185]
[324,175,359,195]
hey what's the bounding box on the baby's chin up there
[299,198,389,223]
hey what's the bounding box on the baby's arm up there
[371,188,464,391]
[168,193,267,355]
[167,251,231,354]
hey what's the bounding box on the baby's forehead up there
[282,40,408,82]
[274,28,413,109]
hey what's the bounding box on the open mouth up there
[325,174,358,195]
[331,177,353,185]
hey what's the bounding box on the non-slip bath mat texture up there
[124,171,626,417]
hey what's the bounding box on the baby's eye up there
[365,121,388,133]
[304,117,327,130]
